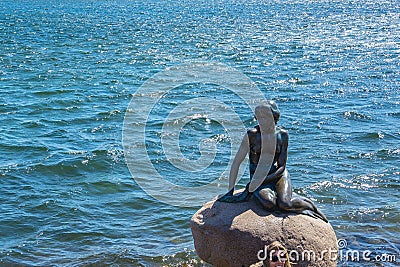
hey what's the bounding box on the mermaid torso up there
[248,125,283,181]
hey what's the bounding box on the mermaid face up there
[254,101,280,125]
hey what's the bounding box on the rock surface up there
[190,195,338,267]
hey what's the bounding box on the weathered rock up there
[190,195,338,267]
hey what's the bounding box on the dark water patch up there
[84,180,132,195]
[381,178,400,189]
[53,231,107,243]
[0,103,18,115]
[0,143,50,169]
[20,120,47,129]
[96,109,123,121]
[387,111,400,119]
[124,196,161,211]
[27,107,84,120]
[27,198,61,214]
[354,132,385,140]
[39,128,70,139]
[31,89,76,97]
[30,160,91,177]
[0,143,49,153]
[376,148,400,160]
[28,149,124,177]
[343,110,373,121]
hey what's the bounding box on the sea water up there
[1,0,399,266]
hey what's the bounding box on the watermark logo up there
[337,238,347,250]
[122,61,268,207]
[257,239,397,264]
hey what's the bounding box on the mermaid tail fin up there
[292,192,329,223]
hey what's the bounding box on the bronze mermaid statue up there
[218,101,328,222]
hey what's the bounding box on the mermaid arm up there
[218,134,249,202]
[227,134,249,191]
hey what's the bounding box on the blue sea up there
[1,0,399,266]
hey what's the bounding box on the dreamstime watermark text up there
[336,239,397,263]
[257,239,397,263]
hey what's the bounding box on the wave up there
[343,111,372,121]
[10,147,124,177]
[347,148,400,160]
[354,132,385,140]
[31,89,75,96]
[0,143,49,153]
